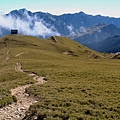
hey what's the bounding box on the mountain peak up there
[8,8,28,16]
[18,8,28,12]
[79,11,85,14]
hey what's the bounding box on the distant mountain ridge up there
[0,8,120,38]
[86,35,120,53]
[74,23,120,44]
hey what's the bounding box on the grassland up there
[0,35,120,120]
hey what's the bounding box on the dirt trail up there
[0,62,46,120]
[15,51,28,57]
[5,49,10,62]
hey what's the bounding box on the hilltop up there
[0,35,103,59]
[0,35,120,120]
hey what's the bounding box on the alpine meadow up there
[0,35,119,120]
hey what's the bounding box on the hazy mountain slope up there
[74,24,120,44]
[86,35,120,53]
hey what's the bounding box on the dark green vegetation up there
[0,35,120,119]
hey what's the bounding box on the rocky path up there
[0,62,46,120]
[5,49,10,62]
[15,51,28,57]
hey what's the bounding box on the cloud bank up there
[0,10,60,38]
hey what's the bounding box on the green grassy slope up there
[0,35,120,120]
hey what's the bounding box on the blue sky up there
[0,0,120,17]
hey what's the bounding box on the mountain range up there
[0,8,120,53]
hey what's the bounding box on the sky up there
[0,0,120,17]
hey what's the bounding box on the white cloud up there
[79,26,86,33]
[67,25,76,36]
